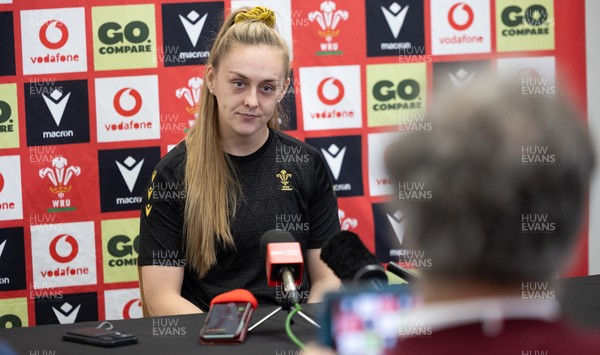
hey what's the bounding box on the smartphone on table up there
[199,301,254,344]
[63,327,137,347]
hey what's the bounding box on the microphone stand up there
[248,298,320,332]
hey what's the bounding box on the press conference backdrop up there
[0,0,590,327]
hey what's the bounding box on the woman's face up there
[208,44,288,144]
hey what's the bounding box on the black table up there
[1,303,323,354]
[2,275,600,354]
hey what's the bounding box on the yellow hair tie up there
[234,6,276,28]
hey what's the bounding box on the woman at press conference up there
[137,6,341,315]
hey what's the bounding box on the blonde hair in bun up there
[234,6,276,28]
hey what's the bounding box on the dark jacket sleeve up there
[138,145,186,267]
[307,151,340,249]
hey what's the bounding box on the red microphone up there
[199,289,257,344]
[260,229,304,306]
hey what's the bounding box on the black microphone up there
[260,229,304,306]
[320,230,388,291]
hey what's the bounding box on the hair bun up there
[234,6,276,28]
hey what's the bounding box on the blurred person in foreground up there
[306,77,599,354]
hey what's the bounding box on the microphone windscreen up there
[210,289,258,309]
[259,229,295,257]
[320,230,380,280]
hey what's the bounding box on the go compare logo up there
[98,21,151,54]
[92,4,157,70]
[496,0,555,52]
[107,234,139,267]
[0,298,28,328]
[0,314,23,328]
[0,84,19,149]
[367,63,426,127]
[102,218,140,283]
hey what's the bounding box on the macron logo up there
[52,302,81,324]
[386,210,405,244]
[321,144,346,180]
[42,89,71,127]
[179,10,207,47]
[448,68,475,88]
[0,240,6,260]
[116,156,144,193]
[381,2,409,39]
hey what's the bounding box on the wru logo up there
[39,156,80,199]
[308,1,348,52]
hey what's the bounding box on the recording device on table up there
[63,321,137,347]
[199,289,258,345]
[249,229,320,350]
[320,285,421,355]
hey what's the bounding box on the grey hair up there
[385,77,595,283]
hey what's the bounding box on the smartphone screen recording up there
[322,286,422,355]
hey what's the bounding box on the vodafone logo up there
[299,65,361,131]
[113,88,142,117]
[448,3,474,31]
[39,20,69,50]
[33,221,95,285]
[96,75,160,141]
[49,234,78,263]
[317,78,344,105]
[0,156,21,219]
[431,1,489,55]
[122,298,143,319]
[21,8,87,75]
